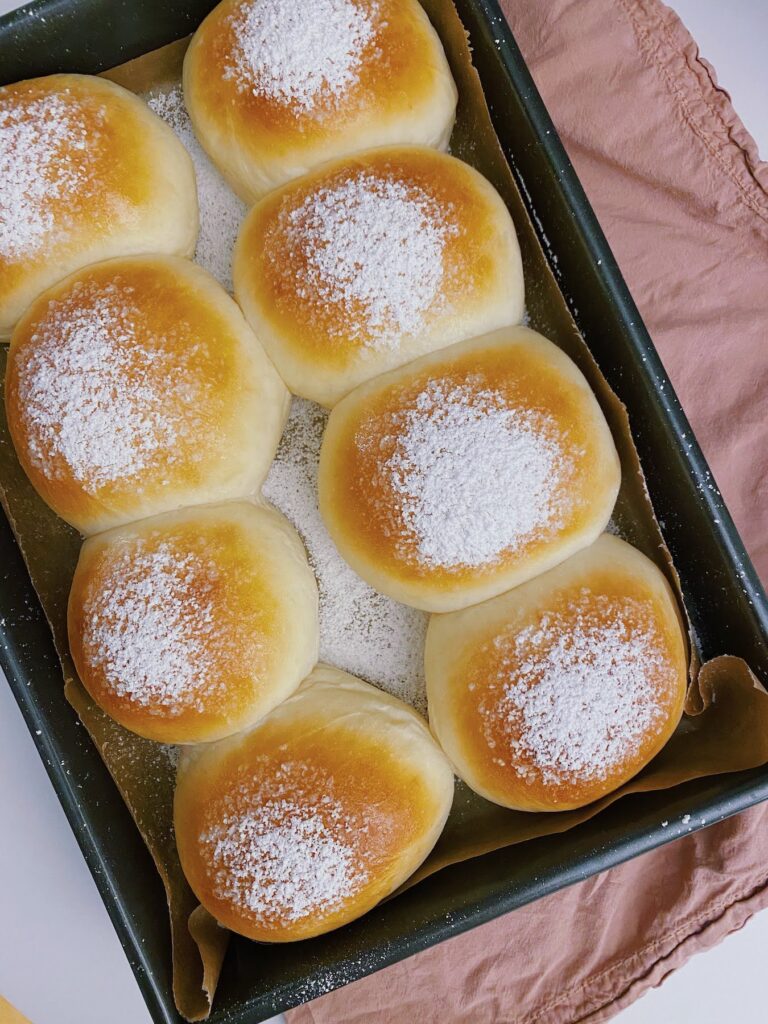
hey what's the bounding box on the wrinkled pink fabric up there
[512,0,768,578]
[287,1,768,1021]
[289,805,768,1023]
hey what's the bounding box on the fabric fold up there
[286,1,768,1019]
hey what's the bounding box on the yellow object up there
[0,994,34,1024]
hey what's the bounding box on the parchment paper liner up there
[2,2,768,1019]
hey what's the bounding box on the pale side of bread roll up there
[319,326,622,612]
[183,0,457,203]
[426,534,688,811]
[174,664,455,941]
[68,501,319,744]
[5,255,289,535]
[0,74,199,338]
[234,146,525,407]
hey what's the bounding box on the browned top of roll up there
[174,668,454,940]
[185,0,451,152]
[1,76,155,275]
[235,146,522,390]
[426,535,688,810]
[319,327,621,610]
[68,501,318,744]
[6,255,286,534]
[0,74,197,333]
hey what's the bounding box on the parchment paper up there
[2,2,768,1019]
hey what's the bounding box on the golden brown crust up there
[183,0,457,201]
[426,535,688,811]
[5,256,288,534]
[68,501,318,744]
[0,74,198,335]
[174,666,455,940]
[319,327,621,611]
[234,146,524,405]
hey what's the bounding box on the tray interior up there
[1,1,768,1022]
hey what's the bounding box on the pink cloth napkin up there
[287,1,768,1020]
[288,804,768,1023]
[508,0,768,577]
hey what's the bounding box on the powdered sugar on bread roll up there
[68,501,318,744]
[174,664,454,940]
[235,147,524,405]
[319,326,621,611]
[6,255,288,534]
[426,534,688,811]
[0,74,198,336]
[183,0,457,201]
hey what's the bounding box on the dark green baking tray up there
[2,1,768,1022]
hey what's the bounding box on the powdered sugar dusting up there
[0,89,103,260]
[483,593,672,786]
[201,761,368,923]
[15,279,203,492]
[281,172,458,347]
[225,0,378,113]
[380,382,569,568]
[263,398,427,712]
[81,540,237,715]
[147,86,246,290]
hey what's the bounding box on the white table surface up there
[1,2,767,1022]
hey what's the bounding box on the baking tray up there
[2,1,768,1022]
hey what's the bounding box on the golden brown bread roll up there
[425,534,688,811]
[319,326,621,612]
[182,0,457,202]
[0,74,198,337]
[234,146,524,406]
[68,501,318,744]
[174,664,455,940]
[5,255,288,535]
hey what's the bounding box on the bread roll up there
[234,146,524,406]
[319,327,621,612]
[5,255,289,535]
[174,664,454,940]
[68,501,318,744]
[0,74,198,337]
[426,534,688,811]
[182,0,457,202]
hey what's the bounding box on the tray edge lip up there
[0,576,177,1024]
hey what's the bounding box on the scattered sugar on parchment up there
[381,382,568,568]
[99,727,180,790]
[16,281,196,490]
[201,761,368,923]
[160,743,180,770]
[487,593,671,786]
[82,540,233,715]
[605,516,624,538]
[147,85,246,291]
[225,0,377,112]
[281,172,458,346]
[0,90,102,260]
[263,398,428,712]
